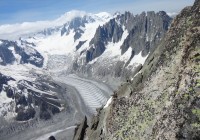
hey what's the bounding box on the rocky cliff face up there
[84,11,172,63]
[0,40,44,67]
[84,0,200,139]
[0,71,67,121]
[74,11,172,81]
[61,16,95,41]
[0,41,16,65]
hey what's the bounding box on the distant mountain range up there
[0,10,172,79]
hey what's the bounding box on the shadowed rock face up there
[84,0,200,139]
[0,72,67,122]
[0,73,15,92]
[86,41,106,63]
[49,136,56,140]
[120,11,171,55]
[14,45,44,68]
[71,11,172,82]
[73,117,88,140]
[85,11,172,63]
[61,16,95,41]
[0,41,15,65]
[14,79,64,121]
[76,40,87,51]
[86,19,124,63]
[0,40,44,67]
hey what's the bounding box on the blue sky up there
[0,0,195,24]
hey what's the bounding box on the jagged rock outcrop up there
[16,39,44,67]
[61,16,95,41]
[85,0,200,139]
[0,40,15,65]
[120,11,171,56]
[73,116,88,140]
[85,11,172,63]
[14,78,65,121]
[0,73,15,92]
[0,70,71,122]
[0,40,44,67]
[76,40,87,50]
[87,18,124,62]
[73,11,172,81]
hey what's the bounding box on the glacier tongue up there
[54,74,112,115]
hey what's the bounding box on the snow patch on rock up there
[129,51,149,65]
[104,97,113,108]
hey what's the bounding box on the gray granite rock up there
[86,11,172,63]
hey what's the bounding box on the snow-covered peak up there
[0,10,112,40]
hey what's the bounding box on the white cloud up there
[167,12,178,17]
